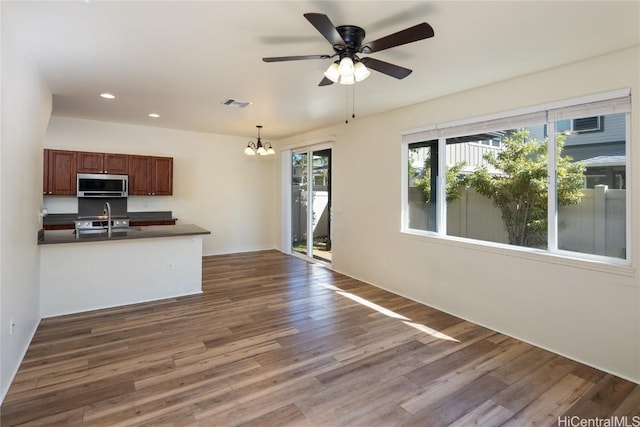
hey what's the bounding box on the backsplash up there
[43,196,77,214]
[78,197,127,217]
[43,195,173,214]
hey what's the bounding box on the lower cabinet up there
[129,220,177,226]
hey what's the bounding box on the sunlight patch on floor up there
[336,291,410,320]
[402,321,459,342]
[318,283,459,342]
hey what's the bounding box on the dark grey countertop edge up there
[38,224,210,245]
[128,211,176,220]
[43,211,176,226]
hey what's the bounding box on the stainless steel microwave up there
[77,173,128,198]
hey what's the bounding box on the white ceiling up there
[3,1,639,139]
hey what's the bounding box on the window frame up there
[401,89,632,269]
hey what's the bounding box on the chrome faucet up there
[104,201,112,236]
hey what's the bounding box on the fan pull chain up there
[345,86,349,124]
[345,85,356,124]
[352,84,356,120]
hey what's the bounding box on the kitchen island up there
[39,224,210,317]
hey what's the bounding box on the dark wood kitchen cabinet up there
[128,155,151,195]
[44,148,173,196]
[77,152,129,175]
[105,153,129,174]
[151,156,173,195]
[43,149,77,195]
[128,155,173,196]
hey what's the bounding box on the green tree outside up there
[412,152,467,203]
[467,129,585,248]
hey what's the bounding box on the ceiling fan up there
[263,13,435,86]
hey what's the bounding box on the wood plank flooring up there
[2,250,639,426]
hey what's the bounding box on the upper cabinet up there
[105,154,129,175]
[44,149,173,196]
[77,152,129,175]
[128,155,173,196]
[151,156,173,196]
[128,155,152,196]
[76,151,102,173]
[44,149,77,195]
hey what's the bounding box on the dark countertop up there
[43,211,177,226]
[38,224,210,245]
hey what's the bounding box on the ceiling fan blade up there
[304,13,346,47]
[263,54,331,62]
[318,77,334,86]
[362,22,434,53]
[360,57,412,79]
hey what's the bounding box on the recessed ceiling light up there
[100,93,115,99]
[148,113,160,118]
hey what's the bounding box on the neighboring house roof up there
[581,152,626,167]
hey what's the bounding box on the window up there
[471,137,502,148]
[557,116,604,134]
[572,116,602,133]
[407,140,438,232]
[556,112,626,259]
[445,126,550,248]
[402,92,630,263]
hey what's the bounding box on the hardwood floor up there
[2,250,639,426]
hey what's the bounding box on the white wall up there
[0,11,53,401]
[43,117,278,256]
[279,47,640,382]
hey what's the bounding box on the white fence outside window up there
[409,185,626,258]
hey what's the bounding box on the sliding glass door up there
[291,148,332,262]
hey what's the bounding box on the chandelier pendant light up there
[244,125,275,156]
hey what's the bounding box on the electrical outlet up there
[9,318,15,335]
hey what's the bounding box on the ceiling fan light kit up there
[323,62,341,82]
[339,56,354,74]
[353,61,371,82]
[324,56,372,85]
[263,13,434,87]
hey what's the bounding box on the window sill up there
[400,229,636,280]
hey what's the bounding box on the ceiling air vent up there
[222,98,252,108]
